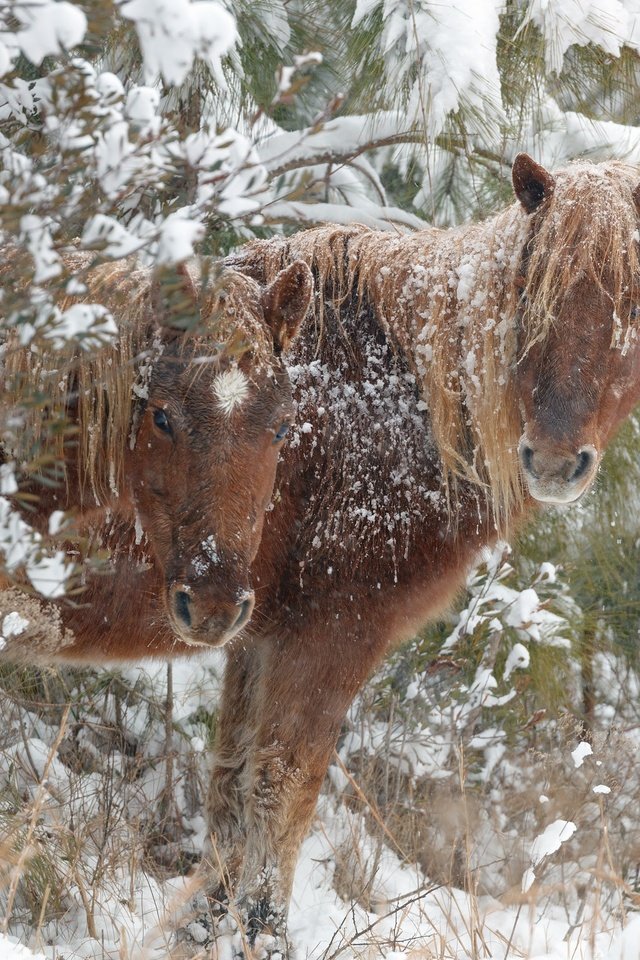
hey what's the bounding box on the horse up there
[198,152,640,954]
[0,251,313,658]
[2,152,640,959]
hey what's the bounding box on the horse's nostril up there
[521,444,536,476]
[174,590,192,628]
[232,597,253,633]
[570,447,594,483]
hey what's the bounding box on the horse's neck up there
[281,207,528,557]
[349,209,524,377]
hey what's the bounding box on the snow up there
[19,215,61,284]
[276,52,323,98]
[503,641,530,679]
[124,84,160,128]
[0,464,18,496]
[82,215,145,258]
[0,464,72,600]
[118,0,237,86]
[48,511,66,536]
[26,551,73,599]
[523,819,578,892]
[11,0,87,65]
[44,303,118,350]
[530,819,578,867]
[571,740,594,768]
[0,935,48,960]
[503,587,540,629]
[0,493,73,598]
[523,0,638,74]
[1,612,29,639]
[0,752,637,960]
[352,0,504,140]
[264,197,426,231]
[201,535,219,565]
[155,209,205,265]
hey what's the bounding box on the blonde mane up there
[1,255,273,506]
[245,159,640,533]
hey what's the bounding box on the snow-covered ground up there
[3,783,640,960]
[0,613,639,960]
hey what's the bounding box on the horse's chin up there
[168,623,242,649]
[168,613,252,649]
[526,480,592,505]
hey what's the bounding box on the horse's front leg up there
[177,642,262,954]
[234,624,382,955]
[203,641,262,909]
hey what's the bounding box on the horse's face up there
[512,154,640,504]
[516,282,640,504]
[128,261,312,646]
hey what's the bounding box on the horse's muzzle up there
[167,583,255,646]
[518,437,599,504]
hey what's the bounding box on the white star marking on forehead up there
[213,367,250,416]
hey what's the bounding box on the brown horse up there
[2,153,640,958]
[0,253,312,658]
[202,153,640,954]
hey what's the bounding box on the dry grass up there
[0,623,639,958]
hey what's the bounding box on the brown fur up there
[3,155,640,954]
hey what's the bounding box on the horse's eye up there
[631,306,640,321]
[274,422,290,442]
[153,408,171,434]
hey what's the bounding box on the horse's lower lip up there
[173,631,219,648]
[170,626,232,648]
[526,479,591,504]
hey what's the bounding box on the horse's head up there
[512,153,640,504]
[128,260,312,646]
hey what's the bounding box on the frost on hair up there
[212,366,250,416]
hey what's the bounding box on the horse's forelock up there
[521,161,640,349]
[199,271,275,370]
[4,260,281,507]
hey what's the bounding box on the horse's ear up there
[512,153,555,214]
[151,261,200,336]
[262,260,313,353]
